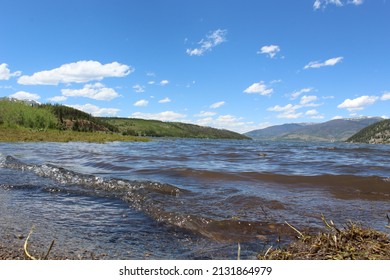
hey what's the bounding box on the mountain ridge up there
[245,117,383,142]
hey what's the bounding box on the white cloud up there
[9,91,40,101]
[243,81,273,96]
[18,60,133,85]
[69,103,120,116]
[158,97,171,104]
[61,83,120,101]
[350,0,363,5]
[380,92,390,101]
[313,0,362,10]
[195,114,258,133]
[133,84,145,93]
[47,96,67,102]
[131,111,187,122]
[300,95,318,105]
[306,109,319,116]
[133,99,149,107]
[267,103,304,119]
[160,80,169,86]
[291,88,314,99]
[314,0,342,10]
[267,95,320,119]
[210,101,225,109]
[337,95,378,111]
[268,104,302,119]
[186,29,227,56]
[322,95,335,99]
[194,111,217,117]
[268,104,296,112]
[304,57,343,69]
[332,115,344,120]
[258,45,280,58]
[0,63,21,80]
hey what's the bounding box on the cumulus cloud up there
[350,0,364,5]
[160,80,169,86]
[306,109,319,116]
[69,103,120,116]
[210,101,225,109]
[313,0,362,10]
[133,99,149,107]
[300,95,318,105]
[47,96,67,102]
[267,95,320,119]
[291,88,314,99]
[195,114,258,133]
[131,111,187,122]
[304,57,343,69]
[243,81,273,96]
[337,95,378,111]
[158,97,171,104]
[258,45,280,58]
[133,84,145,93]
[381,92,390,101]
[314,0,342,9]
[186,29,227,56]
[61,83,120,101]
[267,104,304,119]
[18,60,133,85]
[9,91,40,101]
[0,63,21,80]
[194,111,217,117]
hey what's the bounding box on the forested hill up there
[347,119,390,144]
[99,117,250,139]
[0,99,249,140]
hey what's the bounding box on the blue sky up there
[1,0,389,133]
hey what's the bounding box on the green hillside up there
[99,117,250,139]
[0,99,249,141]
[347,119,390,144]
[0,99,58,130]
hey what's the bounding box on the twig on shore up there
[43,240,55,260]
[23,226,55,260]
[285,221,304,239]
[263,246,273,258]
[23,226,38,260]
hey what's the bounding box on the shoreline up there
[0,127,148,143]
[2,222,389,260]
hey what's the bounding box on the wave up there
[1,155,291,242]
[138,167,390,200]
[315,146,387,154]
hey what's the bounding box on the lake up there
[0,139,389,259]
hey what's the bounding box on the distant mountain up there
[245,117,383,142]
[245,123,309,139]
[347,119,390,144]
[0,96,41,106]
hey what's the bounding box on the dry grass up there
[258,217,390,260]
